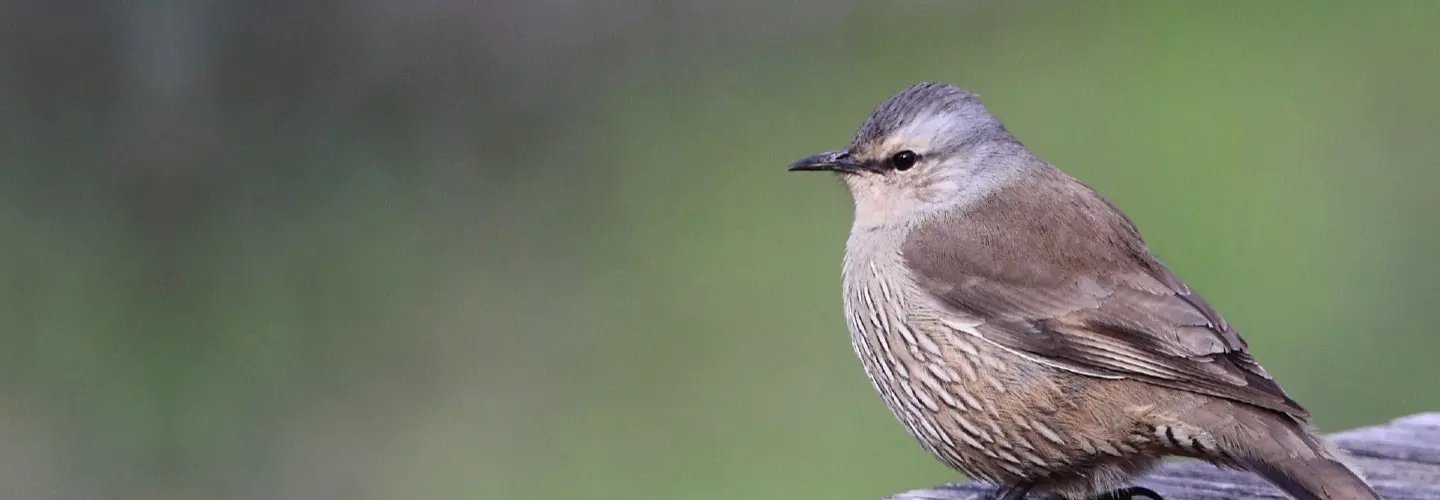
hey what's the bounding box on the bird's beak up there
[787,150,868,174]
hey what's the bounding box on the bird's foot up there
[986,481,1035,500]
[985,482,1160,500]
[1087,486,1163,500]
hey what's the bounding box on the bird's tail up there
[1232,416,1383,500]
[1244,454,1381,500]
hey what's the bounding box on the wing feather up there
[901,177,1308,418]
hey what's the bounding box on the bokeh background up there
[3,1,1439,499]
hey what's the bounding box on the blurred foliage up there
[1,1,1438,499]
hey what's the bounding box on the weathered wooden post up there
[887,413,1440,500]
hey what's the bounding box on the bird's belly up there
[843,294,1090,482]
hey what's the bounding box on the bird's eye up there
[890,150,919,171]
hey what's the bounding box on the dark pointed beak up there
[787,150,867,174]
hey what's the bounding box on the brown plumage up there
[790,82,1382,500]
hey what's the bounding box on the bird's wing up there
[900,182,1308,418]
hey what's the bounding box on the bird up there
[786,82,1382,500]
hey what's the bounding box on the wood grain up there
[887,413,1440,500]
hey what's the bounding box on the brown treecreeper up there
[788,82,1382,500]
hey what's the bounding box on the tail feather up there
[1244,455,1382,500]
[1236,419,1383,500]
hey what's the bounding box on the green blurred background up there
[3,1,1439,499]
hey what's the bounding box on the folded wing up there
[901,178,1307,418]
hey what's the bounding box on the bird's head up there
[788,82,1029,228]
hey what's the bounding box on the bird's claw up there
[987,481,1034,500]
[986,483,1161,500]
[1088,486,1163,500]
